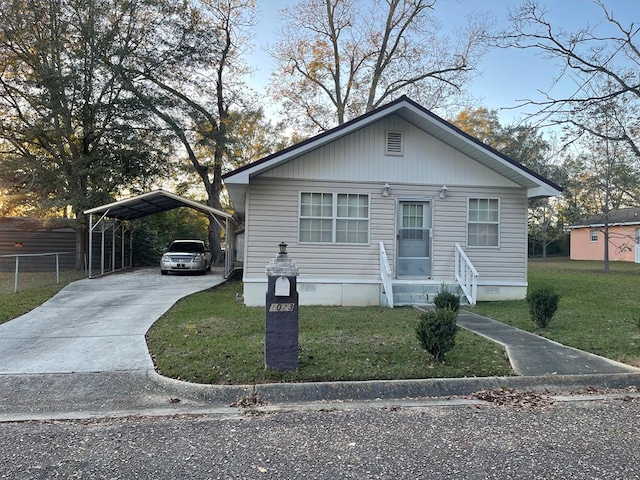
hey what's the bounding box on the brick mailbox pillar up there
[265,242,299,371]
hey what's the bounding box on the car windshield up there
[168,242,204,253]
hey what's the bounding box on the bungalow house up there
[223,96,561,307]
[569,207,640,263]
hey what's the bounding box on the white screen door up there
[397,201,432,277]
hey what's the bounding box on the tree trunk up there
[75,216,87,271]
[206,181,223,265]
[603,226,610,273]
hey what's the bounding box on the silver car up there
[160,240,212,275]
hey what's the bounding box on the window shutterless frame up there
[298,192,370,245]
[467,197,500,247]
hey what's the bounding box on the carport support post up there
[264,242,299,371]
[88,214,93,278]
[100,219,105,275]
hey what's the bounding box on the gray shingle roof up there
[571,207,640,227]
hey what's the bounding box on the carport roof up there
[83,189,232,221]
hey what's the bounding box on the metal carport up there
[83,189,235,278]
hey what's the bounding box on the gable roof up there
[83,189,232,221]
[569,207,640,229]
[223,96,562,214]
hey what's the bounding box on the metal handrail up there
[379,241,394,308]
[454,243,478,305]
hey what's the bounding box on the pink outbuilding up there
[569,207,640,263]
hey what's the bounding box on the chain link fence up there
[0,253,85,293]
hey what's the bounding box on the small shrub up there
[526,286,560,329]
[416,309,459,361]
[433,284,460,312]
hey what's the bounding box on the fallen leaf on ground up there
[471,388,553,409]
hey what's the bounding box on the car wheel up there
[160,270,168,275]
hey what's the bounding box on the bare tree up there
[502,0,640,159]
[270,0,492,132]
[109,0,258,263]
[565,94,640,271]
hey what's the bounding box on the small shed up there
[0,217,77,271]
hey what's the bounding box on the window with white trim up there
[385,131,403,156]
[467,198,499,247]
[299,192,369,244]
[590,229,599,242]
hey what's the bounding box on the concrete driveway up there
[0,268,225,374]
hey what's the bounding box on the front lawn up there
[146,280,512,385]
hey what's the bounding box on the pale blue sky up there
[247,0,638,124]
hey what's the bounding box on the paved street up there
[1,395,638,479]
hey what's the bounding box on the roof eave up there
[569,221,640,229]
[527,185,562,199]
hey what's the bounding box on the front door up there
[397,201,432,277]
[636,228,640,264]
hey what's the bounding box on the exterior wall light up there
[382,183,391,197]
[439,185,448,199]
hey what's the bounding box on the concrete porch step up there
[392,281,465,307]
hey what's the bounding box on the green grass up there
[0,270,86,324]
[472,258,640,367]
[4,258,637,385]
[146,280,512,385]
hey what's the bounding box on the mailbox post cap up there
[266,242,298,277]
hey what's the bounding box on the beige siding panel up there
[260,115,519,188]
[245,179,528,285]
[387,184,527,283]
[461,188,528,282]
[245,179,395,280]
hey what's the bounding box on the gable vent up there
[385,131,404,156]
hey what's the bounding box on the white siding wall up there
[245,179,527,285]
[244,179,394,280]
[430,186,528,282]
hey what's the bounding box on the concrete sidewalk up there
[457,311,639,376]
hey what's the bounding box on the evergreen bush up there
[433,286,460,312]
[416,308,459,361]
[526,285,560,329]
